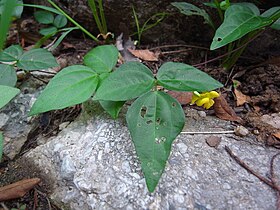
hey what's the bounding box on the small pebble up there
[206,136,221,148]
[253,130,259,135]
[198,111,207,118]
[235,125,249,137]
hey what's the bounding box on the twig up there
[30,74,48,84]
[149,44,209,51]
[225,146,280,210]
[225,146,273,188]
[0,202,9,210]
[35,188,52,210]
[181,130,235,135]
[193,29,265,68]
[161,49,190,55]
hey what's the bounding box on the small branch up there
[181,130,235,135]
[149,44,209,51]
[225,146,274,188]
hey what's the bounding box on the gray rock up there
[1,90,39,159]
[25,104,279,210]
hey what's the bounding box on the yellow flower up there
[191,91,220,109]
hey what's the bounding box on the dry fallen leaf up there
[128,49,158,61]
[0,178,41,201]
[233,79,251,106]
[273,131,280,139]
[213,95,243,123]
[234,89,251,106]
[167,91,193,105]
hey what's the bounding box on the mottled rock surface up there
[25,105,280,210]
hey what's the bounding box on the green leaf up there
[0,85,20,109]
[0,64,17,86]
[0,132,3,161]
[53,14,67,28]
[34,10,54,24]
[48,27,78,51]
[0,0,23,18]
[126,91,185,192]
[29,65,99,115]
[261,7,280,30]
[99,100,125,119]
[0,0,17,50]
[39,26,57,36]
[0,45,23,62]
[157,62,223,92]
[234,3,260,15]
[17,48,58,70]
[210,4,273,50]
[171,2,214,28]
[94,62,155,101]
[84,45,119,73]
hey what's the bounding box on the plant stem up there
[98,0,107,34]
[214,0,224,21]
[47,0,99,42]
[0,0,17,51]
[193,29,265,68]
[88,0,103,34]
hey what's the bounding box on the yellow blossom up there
[191,91,220,109]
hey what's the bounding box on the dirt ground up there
[1,8,280,210]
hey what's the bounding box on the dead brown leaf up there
[128,49,158,61]
[273,131,280,139]
[213,95,243,123]
[0,178,41,201]
[167,91,193,105]
[234,88,251,106]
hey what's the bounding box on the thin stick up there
[149,44,209,51]
[225,146,274,189]
[181,130,235,135]
[270,152,280,191]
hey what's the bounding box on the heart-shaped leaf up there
[261,7,280,30]
[84,45,119,73]
[29,65,99,115]
[172,2,214,28]
[0,45,23,62]
[34,10,54,24]
[0,64,17,87]
[126,91,185,192]
[53,14,67,28]
[99,100,125,119]
[0,85,20,109]
[17,48,58,70]
[210,4,273,50]
[94,62,155,101]
[157,62,223,92]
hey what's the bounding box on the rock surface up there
[0,87,40,159]
[25,105,280,210]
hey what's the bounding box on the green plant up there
[88,0,108,38]
[132,6,168,45]
[0,45,58,107]
[34,10,67,36]
[33,9,78,49]
[23,1,99,42]
[172,1,280,69]
[29,45,222,192]
[0,0,22,50]
[11,204,27,210]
